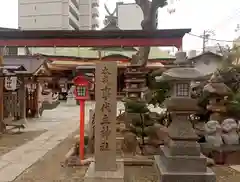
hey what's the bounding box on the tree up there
[135,0,168,66]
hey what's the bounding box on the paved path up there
[0,103,86,182]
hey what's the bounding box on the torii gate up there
[0,28,191,132]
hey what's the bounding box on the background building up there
[18,0,99,30]
[116,2,158,30]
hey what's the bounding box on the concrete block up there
[0,163,28,182]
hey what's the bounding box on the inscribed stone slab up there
[94,62,117,171]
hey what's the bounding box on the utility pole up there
[202,30,215,52]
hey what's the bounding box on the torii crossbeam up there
[0,29,191,48]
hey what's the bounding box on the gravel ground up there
[125,166,158,182]
[10,130,240,182]
[213,165,240,182]
[0,130,46,156]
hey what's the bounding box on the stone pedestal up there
[154,115,216,182]
[155,147,215,182]
[84,161,124,182]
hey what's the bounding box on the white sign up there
[5,77,17,90]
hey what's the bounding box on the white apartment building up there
[18,0,99,30]
[116,2,158,30]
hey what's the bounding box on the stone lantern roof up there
[203,82,231,96]
[203,73,232,96]
[156,67,209,82]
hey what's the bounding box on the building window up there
[176,83,189,97]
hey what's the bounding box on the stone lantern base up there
[154,113,216,182]
[154,146,216,182]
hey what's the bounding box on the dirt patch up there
[13,130,89,182]
[213,165,240,182]
[0,130,46,156]
[124,165,158,182]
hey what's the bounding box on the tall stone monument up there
[154,52,216,182]
[84,62,124,182]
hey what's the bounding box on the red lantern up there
[73,75,89,100]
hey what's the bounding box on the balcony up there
[92,0,99,7]
[69,2,79,18]
[69,18,79,30]
[92,7,99,18]
[69,13,79,30]
[70,0,79,10]
[69,5,79,24]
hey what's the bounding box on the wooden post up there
[0,47,4,132]
[19,76,26,121]
[35,79,40,118]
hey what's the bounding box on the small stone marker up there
[84,62,124,182]
[87,109,95,153]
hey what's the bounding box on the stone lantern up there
[154,65,216,181]
[123,55,148,100]
[203,75,231,122]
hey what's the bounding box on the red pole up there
[79,99,85,160]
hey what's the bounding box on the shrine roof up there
[188,51,223,61]
[0,29,191,40]
[203,82,232,96]
[3,55,46,74]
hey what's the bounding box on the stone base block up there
[168,140,201,156]
[160,147,207,172]
[84,161,124,182]
[154,155,216,182]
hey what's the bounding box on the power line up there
[188,33,237,43]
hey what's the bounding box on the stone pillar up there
[19,76,27,124]
[34,80,42,118]
[154,112,216,182]
[84,62,124,182]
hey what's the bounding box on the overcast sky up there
[0,0,240,51]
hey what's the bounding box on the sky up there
[0,0,240,51]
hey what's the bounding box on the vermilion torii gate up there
[0,29,190,48]
[0,28,190,132]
